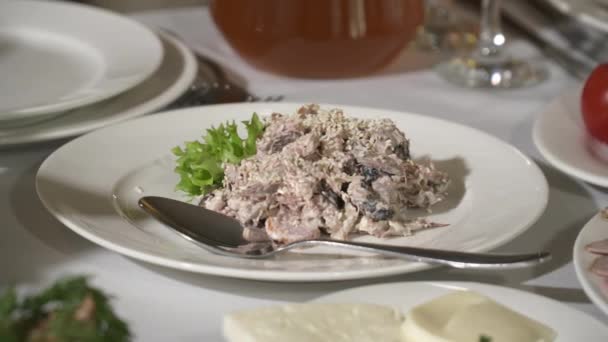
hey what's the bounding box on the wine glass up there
[416,0,477,52]
[436,0,548,88]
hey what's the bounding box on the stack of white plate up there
[0,0,197,147]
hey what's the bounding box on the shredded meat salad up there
[200,105,450,244]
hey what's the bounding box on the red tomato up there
[581,64,608,144]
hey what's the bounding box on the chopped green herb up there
[0,276,130,342]
[479,334,492,342]
[173,113,265,197]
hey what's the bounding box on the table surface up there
[1,5,607,342]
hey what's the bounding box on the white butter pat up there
[223,303,404,342]
[402,291,557,342]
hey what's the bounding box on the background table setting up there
[2,0,608,341]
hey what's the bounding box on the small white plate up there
[533,87,608,187]
[36,103,548,282]
[313,281,608,340]
[574,212,608,316]
[0,31,196,147]
[0,0,163,123]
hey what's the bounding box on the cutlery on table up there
[161,29,283,108]
[138,196,551,269]
[502,0,599,79]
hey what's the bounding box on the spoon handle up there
[289,240,551,269]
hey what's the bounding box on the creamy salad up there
[198,104,450,244]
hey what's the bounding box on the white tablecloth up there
[1,5,606,341]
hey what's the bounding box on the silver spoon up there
[138,196,551,269]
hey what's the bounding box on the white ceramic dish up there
[574,212,608,317]
[36,103,548,282]
[533,87,608,188]
[0,31,196,147]
[313,281,608,340]
[0,0,163,123]
[544,0,608,33]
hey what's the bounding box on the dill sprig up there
[0,276,130,342]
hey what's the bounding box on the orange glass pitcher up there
[210,0,424,78]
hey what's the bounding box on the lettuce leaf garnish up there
[172,113,265,196]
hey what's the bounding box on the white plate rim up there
[311,280,608,339]
[573,212,608,316]
[36,103,549,282]
[0,0,163,118]
[532,89,608,188]
[0,31,196,147]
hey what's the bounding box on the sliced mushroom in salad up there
[174,104,450,244]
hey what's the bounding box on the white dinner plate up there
[544,0,608,33]
[0,31,196,147]
[36,103,548,282]
[533,87,608,187]
[0,0,163,123]
[574,211,608,317]
[313,281,608,340]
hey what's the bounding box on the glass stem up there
[477,0,505,59]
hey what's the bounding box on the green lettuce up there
[173,113,265,196]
